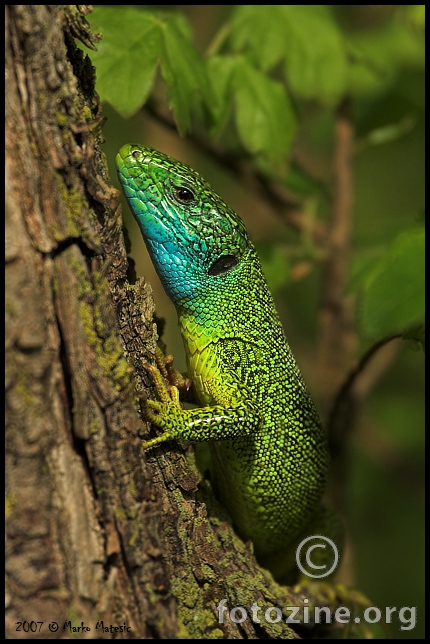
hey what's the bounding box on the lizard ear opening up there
[208,254,238,276]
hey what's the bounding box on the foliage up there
[351,226,424,343]
[84,5,424,351]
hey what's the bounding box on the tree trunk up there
[6,6,345,639]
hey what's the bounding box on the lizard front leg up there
[141,362,262,449]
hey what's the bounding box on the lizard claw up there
[140,361,184,450]
[154,346,193,395]
[143,362,180,405]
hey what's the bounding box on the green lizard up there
[116,144,339,580]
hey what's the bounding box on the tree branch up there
[327,335,402,449]
[316,98,356,410]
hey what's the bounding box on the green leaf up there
[230,6,348,105]
[280,6,348,104]
[205,55,296,172]
[156,18,216,133]
[346,18,425,98]
[233,58,296,169]
[355,228,424,340]
[86,7,215,132]
[86,8,160,117]
[205,55,237,137]
[230,5,289,72]
[364,117,415,147]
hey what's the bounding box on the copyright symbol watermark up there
[296,535,339,579]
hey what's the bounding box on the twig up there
[316,97,356,408]
[326,335,402,512]
[327,334,402,443]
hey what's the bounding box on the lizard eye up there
[208,254,238,276]
[174,186,195,203]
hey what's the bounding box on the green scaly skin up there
[116,144,332,573]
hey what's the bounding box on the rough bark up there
[6,6,348,639]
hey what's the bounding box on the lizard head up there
[116,144,250,305]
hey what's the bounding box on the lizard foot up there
[140,361,182,450]
[154,346,193,396]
